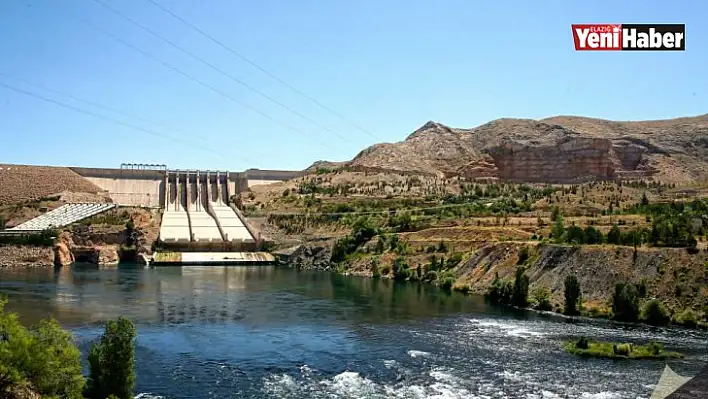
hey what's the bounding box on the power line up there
[0,80,251,163]
[145,0,383,142]
[49,2,342,155]
[0,71,209,147]
[91,0,353,146]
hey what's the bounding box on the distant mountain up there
[318,114,708,184]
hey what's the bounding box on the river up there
[0,264,706,398]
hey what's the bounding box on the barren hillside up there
[341,114,708,184]
[0,164,101,205]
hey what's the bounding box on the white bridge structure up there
[9,203,116,231]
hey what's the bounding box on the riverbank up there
[279,239,708,329]
[0,206,160,267]
[2,264,706,398]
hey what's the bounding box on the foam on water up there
[383,359,397,369]
[256,361,631,399]
[469,319,546,338]
[408,349,431,358]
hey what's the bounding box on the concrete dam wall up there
[71,167,249,208]
[71,167,165,207]
[160,171,256,249]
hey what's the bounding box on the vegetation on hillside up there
[0,228,59,246]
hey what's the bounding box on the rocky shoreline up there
[0,245,54,268]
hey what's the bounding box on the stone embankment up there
[0,245,54,268]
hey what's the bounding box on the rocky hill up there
[341,114,708,184]
[0,164,101,205]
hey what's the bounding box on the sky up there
[0,0,706,172]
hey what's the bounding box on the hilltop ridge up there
[310,113,708,184]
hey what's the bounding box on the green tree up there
[374,236,386,254]
[0,298,84,398]
[388,212,414,232]
[607,225,622,245]
[641,192,649,207]
[517,246,530,265]
[371,259,381,278]
[532,287,552,311]
[125,219,135,247]
[487,274,514,305]
[641,299,670,326]
[583,226,603,244]
[612,282,640,322]
[551,214,565,243]
[511,267,530,307]
[392,257,410,281]
[86,317,136,399]
[565,225,585,244]
[564,275,582,315]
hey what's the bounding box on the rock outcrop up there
[276,242,333,270]
[96,245,119,265]
[53,232,75,267]
[341,114,708,183]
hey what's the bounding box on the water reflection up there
[2,264,708,398]
[0,265,499,328]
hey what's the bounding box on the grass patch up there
[564,338,682,360]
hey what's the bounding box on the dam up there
[160,170,254,246]
[69,165,304,264]
[1,163,305,264]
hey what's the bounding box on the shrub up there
[551,214,565,243]
[532,287,552,311]
[392,257,411,281]
[612,282,640,322]
[0,227,59,246]
[0,297,84,398]
[446,253,464,268]
[440,277,455,291]
[517,246,530,265]
[576,336,589,350]
[675,308,698,328]
[635,279,648,298]
[86,317,136,399]
[583,226,603,244]
[424,270,438,282]
[374,236,386,254]
[437,241,448,253]
[486,273,513,305]
[613,343,632,356]
[564,275,582,315]
[647,342,663,356]
[389,234,400,251]
[607,225,622,245]
[453,284,472,294]
[511,267,530,308]
[371,260,381,278]
[641,299,670,326]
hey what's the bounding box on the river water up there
[0,264,706,398]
